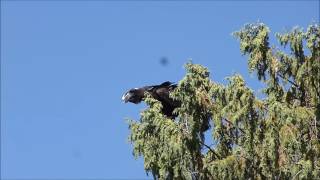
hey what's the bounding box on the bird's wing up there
[145,81,178,106]
[154,87,178,107]
[159,81,173,87]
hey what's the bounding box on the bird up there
[122,81,180,118]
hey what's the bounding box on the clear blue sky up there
[1,1,319,179]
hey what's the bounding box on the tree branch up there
[223,118,245,134]
[292,169,303,180]
[277,73,300,89]
[311,79,320,99]
[199,141,220,159]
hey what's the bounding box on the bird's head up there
[122,88,145,104]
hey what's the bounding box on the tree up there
[127,22,320,179]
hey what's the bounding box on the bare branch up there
[199,141,220,159]
[277,73,300,89]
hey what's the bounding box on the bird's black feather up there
[122,81,179,118]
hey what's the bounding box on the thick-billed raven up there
[122,81,180,118]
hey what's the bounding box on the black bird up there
[122,81,180,118]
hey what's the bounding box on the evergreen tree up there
[127,22,320,179]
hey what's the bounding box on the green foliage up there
[127,23,320,179]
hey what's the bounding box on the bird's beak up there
[122,92,130,103]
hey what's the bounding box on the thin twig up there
[199,141,220,159]
[277,73,300,89]
[292,169,303,180]
[224,118,245,134]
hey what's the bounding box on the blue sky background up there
[1,1,319,179]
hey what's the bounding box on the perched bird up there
[122,81,180,118]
